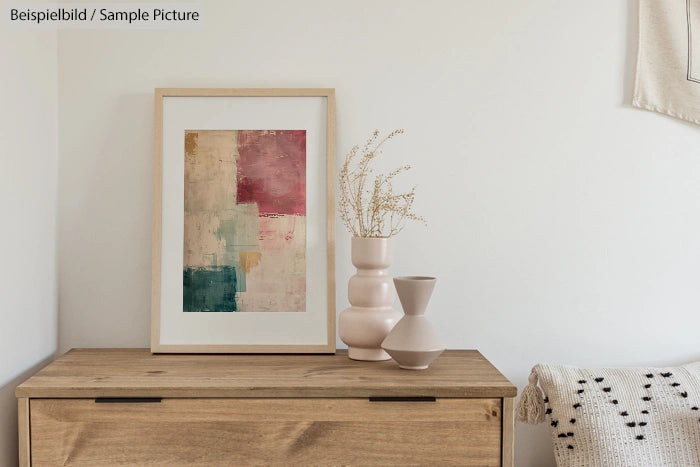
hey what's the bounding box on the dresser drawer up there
[30,397,502,466]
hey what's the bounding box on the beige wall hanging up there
[634,0,700,124]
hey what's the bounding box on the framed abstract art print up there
[151,88,335,353]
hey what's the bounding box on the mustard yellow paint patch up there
[184,131,198,158]
[238,251,262,274]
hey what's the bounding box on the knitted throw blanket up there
[518,361,700,467]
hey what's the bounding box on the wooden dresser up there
[16,349,517,466]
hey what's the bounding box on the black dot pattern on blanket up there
[538,365,700,460]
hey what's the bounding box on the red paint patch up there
[236,130,306,216]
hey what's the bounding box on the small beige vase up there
[339,237,402,361]
[381,276,445,369]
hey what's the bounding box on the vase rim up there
[352,236,391,239]
[394,276,436,281]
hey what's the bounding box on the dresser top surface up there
[16,348,516,398]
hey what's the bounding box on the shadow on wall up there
[57,91,153,354]
[0,357,55,467]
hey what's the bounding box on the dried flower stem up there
[338,129,426,237]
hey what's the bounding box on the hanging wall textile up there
[634,0,700,124]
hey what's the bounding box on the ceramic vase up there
[339,237,402,361]
[381,276,445,369]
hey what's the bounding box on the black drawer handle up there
[369,396,436,402]
[95,398,162,403]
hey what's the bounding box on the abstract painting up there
[183,129,306,313]
[152,88,335,353]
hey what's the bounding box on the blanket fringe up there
[516,368,546,424]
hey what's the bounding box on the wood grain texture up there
[502,397,514,467]
[16,349,517,399]
[31,398,502,466]
[18,398,30,467]
[151,88,336,354]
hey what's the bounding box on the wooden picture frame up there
[152,88,335,353]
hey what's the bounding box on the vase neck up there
[402,308,426,316]
[394,277,436,317]
[351,237,393,270]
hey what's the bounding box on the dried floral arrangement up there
[338,129,426,238]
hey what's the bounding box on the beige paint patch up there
[237,215,306,312]
[184,130,262,268]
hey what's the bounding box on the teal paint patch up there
[216,218,242,266]
[183,266,237,312]
[236,268,246,292]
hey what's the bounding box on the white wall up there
[0,18,59,467]
[53,1,700,466]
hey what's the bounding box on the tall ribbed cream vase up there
[339,237,402,361]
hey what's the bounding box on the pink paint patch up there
[236,130,306,216]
